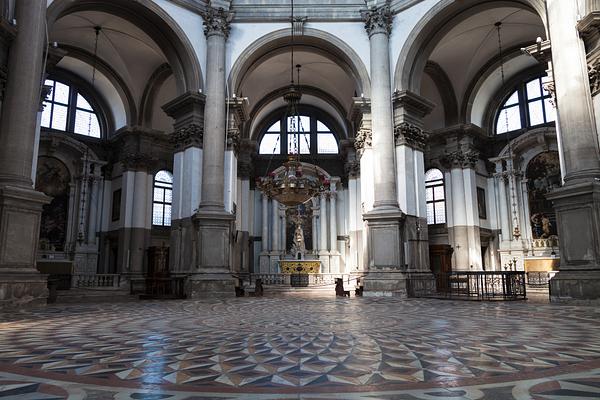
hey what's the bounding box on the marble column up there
[360,6,408,296]
[329,182,339,274]
[547,0,600,300]
[311,205,318,253]
[0,0,51,307]
[319,193,329,273]
[190,7,235,296]
[271,200,280,252]
[262,194,269,253]
[87,174,101,245]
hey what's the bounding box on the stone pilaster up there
[546,0,600,300]
[392,91,434,274]
[0,0,51,307]
[163,92,205,274]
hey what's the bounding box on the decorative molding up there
[202,7,233,39]
[39,84,53,112]
[170,123,204,152]
[345,160,360,179]
[354,128,372,152]
[441,150,480,170]
[121,152,155,172]
[589,58,600,96]
[394,122,428,151]
[361,6,392,37]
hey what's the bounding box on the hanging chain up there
[87,26,101,137]
[496,22,521,240]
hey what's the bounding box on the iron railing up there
[526,271,554,288]
[239,273,359,288]
[407,271,527,301]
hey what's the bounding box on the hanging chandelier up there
[255,0,330,207]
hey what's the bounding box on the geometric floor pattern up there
[2,295,600,399]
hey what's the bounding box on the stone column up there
[361,6,408,296]
[329,181,339,273]
[87,174,101,245]
[319,193,329,273]
[540,0,600,298]
[189,7,235,297]
[271,200,280,252]
[0,0,51,307]
[311,205,318,253]
[163,93,205,274]
[258,193,269,274]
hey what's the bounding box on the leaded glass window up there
[495,75,555,135]
[258,114,339,155]
[152,170,173,227]
[425,168,446,225]
[41,79,102,138]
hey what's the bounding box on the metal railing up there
[407,271,527,301]
[242,273,359,288]
[526,271,555,288]
[130,277,186,299]
[73,274,121,288]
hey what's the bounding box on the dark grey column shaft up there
[200,8,231,211]
[0,0,47,187]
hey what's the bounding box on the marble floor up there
[1,294,600,399]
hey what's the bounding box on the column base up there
[191,210,235,297]
[185,271,235,298]
[550,271,600,302]
[547,181,600,300]
[362,269,408,297]
[0,272,49,308]
[0,185,50,307]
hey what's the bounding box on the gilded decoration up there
[279,260,321,274]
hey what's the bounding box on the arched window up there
[258,114,339,155]
[152,170,173,227]
[495,75,556,134]
[41,79,102,138]
[425,169,446,225]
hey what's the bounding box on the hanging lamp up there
[255,0,330,207]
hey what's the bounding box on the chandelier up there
[255,0,330,207]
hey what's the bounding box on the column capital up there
[121,152,155,172]
[345,159,360,179]
[170,123,204,152]
[354,128,372,152]
[394,122,428,151]
[362,6,392,37]
[202,7,234,39]
[441,149,479,170]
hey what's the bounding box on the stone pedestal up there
[0,185,50,307]
[190,210,235,297]
[362,209,407,296]
[548,182,600,300]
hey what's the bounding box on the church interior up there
[1,0,600,398]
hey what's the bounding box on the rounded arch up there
[47,0,203,94]
[394,0,547,94]
[228,27,371,98]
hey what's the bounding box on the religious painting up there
[477,187,487,219]
[286,204,313,255]
[526,151,561,239]
[35,156,71,251]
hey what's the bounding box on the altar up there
[279,260,321,274]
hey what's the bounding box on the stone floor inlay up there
[1,296,600,399]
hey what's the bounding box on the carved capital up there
[394,122,428,151]
[227,127,240,153]
[121,152,154,172]
[354,128,372,152]
[589,58,600,96]
[170,123,204,152]
[39,84,53,112]
[202,7,233,39]
[237,161,254,179]
[362,6,392,37]
[441,150,480,169]
[542,80,556,108]
[345,160,360,179]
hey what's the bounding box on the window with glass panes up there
[41,79,102,138]
[152,171,173,226]
[496,75,556,134]
[425,169,446,225]
[259,114,339,155]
